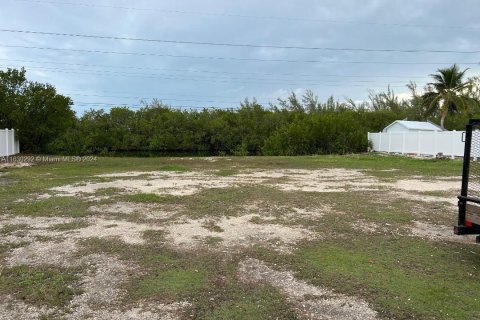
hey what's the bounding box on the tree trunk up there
[440,109,448,130]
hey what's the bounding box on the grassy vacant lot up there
[0,154,479,320]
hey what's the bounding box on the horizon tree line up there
[0,65,478,155]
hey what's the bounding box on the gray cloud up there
[1,0,479,114]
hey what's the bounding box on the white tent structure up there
[0,129,20,156]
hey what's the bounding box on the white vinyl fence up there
[367,131,470,158]
[0,129,20,156]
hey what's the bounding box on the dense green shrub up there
[2,68,478,156]
[48,106,396,156]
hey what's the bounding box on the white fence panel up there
[390,132,404,153]
[0,129,20,156]
[368,131,466,158]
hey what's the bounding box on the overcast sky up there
[1,0,479,115]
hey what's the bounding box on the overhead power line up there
[62,89,274,101]
[74,102,239,110]
[0,58,429,79]
[8,0,480,30]
[0,63,419,85]
[0,29,479,53]
[0,63,417,88]
[2,44,478,65]
[67,93,272,105]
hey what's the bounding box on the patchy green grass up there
[0,223,31,235]
[204,236,223,246]
[4,197,91,218]
[0,265,81,307]
[197,284,298,320]
[286,237,480,320]
[125,193,164,203]
[133,269,207,299]
[0,154,472,319]
[249,216,263,224]
[77,237,296,318]
[130,256,211,301]
[0,242,29,260]
[142,229,166,244]
[79,238,214,301]
[364,210,415,224]
[92,187,126,197]
[202,220,224,232]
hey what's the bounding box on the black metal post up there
[455,119,480,236]
[458,122,473,225]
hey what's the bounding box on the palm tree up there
[423,64,479,129]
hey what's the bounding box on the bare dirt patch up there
[50,170,461,210]
[74,218,163,245]
[53,169,376,198]
[243,202,330,221]
[1,215,162,248]
[165,214,317,252]
[238,258,378,320]
[409,221,477,244]
[393,191,457,206]
[4,237,189,319]
[6,240,76,267]
[0,216,74,245]
[395,179,459,192]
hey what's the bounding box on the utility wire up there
[0,63,415,88]
[2,44,478,65]
[61,89,273,101]
[1,29,479,53]
[0,63,418,85]
[67,93,272,105]
[0,58,429,79]
[74,102,238,110]
[8,0,480,30]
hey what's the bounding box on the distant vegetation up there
[1,66,479,156]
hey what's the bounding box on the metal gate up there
[455,119,480,240]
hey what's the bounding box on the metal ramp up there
[455,119,480,242]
